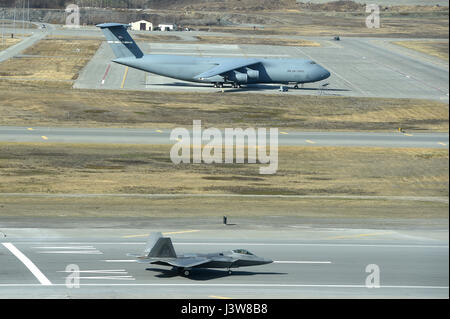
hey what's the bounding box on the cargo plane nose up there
[308,61,331,82]
[321,67,331,80]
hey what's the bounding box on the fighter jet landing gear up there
[179,268,191,276]
[175,267,191,276]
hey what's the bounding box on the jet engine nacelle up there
[247,69,259,80]
[235,72,248,83]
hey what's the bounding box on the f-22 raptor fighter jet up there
[97,23,330,90]
[129,232,273,276]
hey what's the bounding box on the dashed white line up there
[2,243,52,286]
[38,251,103,254]
[68,276,135,280]
[273,261,332,264]
[58,269,128,274]
[33,246,96,249]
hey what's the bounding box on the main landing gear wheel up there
[227,269,232,275]
[183,270,191,276]
[294,84,299,89]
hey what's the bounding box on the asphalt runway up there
[0,126,448,148]
[74,34,449,102]
[0,228,448,298]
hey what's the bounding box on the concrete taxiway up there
[0,227,448,298]
[0,126,448,148]
[1,23,448,101]
[0,22,52,63]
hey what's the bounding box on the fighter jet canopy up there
[232,249,254,255]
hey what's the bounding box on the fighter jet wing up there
[164,257,211,268]
[138,257,211,268]
[195,59,261,80]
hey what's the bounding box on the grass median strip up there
[0,80,447,132]
[0,142,447,197]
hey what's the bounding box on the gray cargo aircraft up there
[97,23,330,89]
[129,232,273,276]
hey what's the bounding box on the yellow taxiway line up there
[120,67,129,89]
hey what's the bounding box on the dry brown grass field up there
[0,143,447,197]
[0,195,446,220]
[0,79,447,132]
[0,143,447,219]
[0,36,101,81]
[393,40,449,61]
[0,37,21,51]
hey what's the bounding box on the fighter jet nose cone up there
[323,70,331,79]
[264,259,273,264]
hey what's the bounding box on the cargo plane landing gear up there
[213,83,224,88]
[293,83,304,89]
[279,85,288,92]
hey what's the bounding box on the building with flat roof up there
[158,24,176,31]
[130,20,153,31]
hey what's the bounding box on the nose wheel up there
[227,269,232,275]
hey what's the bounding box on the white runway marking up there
[34,245,102,254]
[38,251,103,254]
[58,269,128,274]
[33,246,96,249]
[68,276,135,280]
[2,243,52,286]
[273,261,332,264]
[58,269,135,280]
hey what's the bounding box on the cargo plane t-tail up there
[97,23,331,89]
